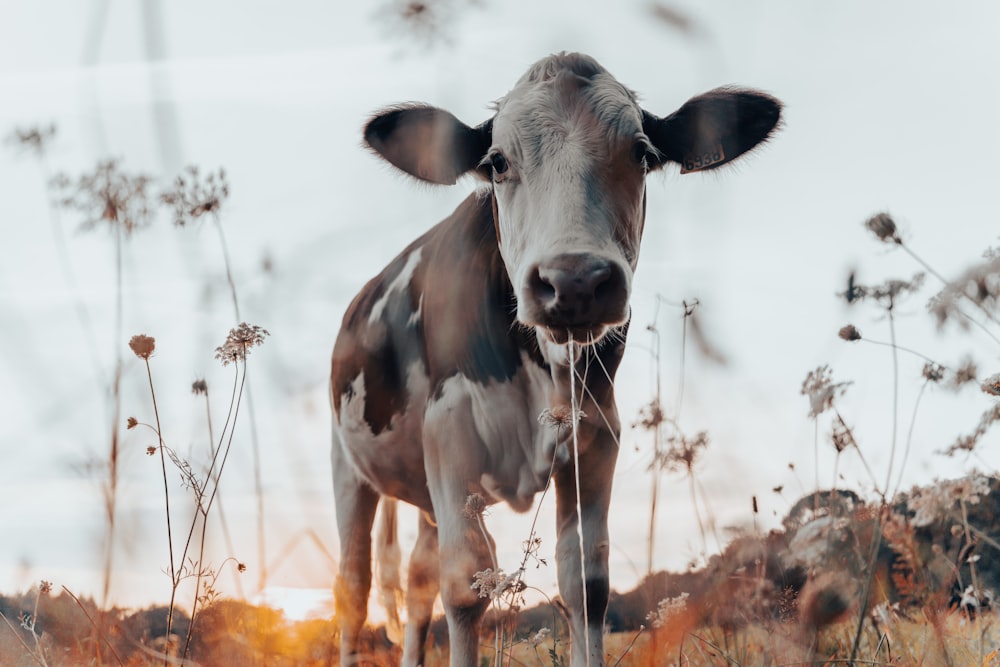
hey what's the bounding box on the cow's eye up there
[632,139,655,168]
[490,152,509,177]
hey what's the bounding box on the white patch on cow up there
[427,355,563,512]
[407,294,423,327]
[335,362,431,502]
[368,248,423,325]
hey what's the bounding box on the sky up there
[2,0,1000,623]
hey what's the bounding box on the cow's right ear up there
[364,105,493,185]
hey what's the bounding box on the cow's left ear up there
[364,105,493,185]
[642,88,781,173]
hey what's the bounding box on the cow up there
[330,52,781,667]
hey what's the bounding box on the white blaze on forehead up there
[368,247,423,325]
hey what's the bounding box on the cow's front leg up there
[331,432,380,666]
[424,391,495,667]
[554,431,618,667]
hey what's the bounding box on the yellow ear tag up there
[680,144,726,173]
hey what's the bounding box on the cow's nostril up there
[529,267,557,304]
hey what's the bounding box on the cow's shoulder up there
[419,193,547,394]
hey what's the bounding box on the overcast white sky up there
[2,0,999,620]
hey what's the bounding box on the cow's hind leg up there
[401,511,439,667]
[332,435,380,666]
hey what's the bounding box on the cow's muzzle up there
[524,253,629,343]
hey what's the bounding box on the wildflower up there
[981,373,1000,396]
[929,257,1000,329]
[462,493,487,519]
[840,272,924,308]
[382,0,455,46]
[471,568,510,599]
[632,400,665,431]
[800,365,851,418]
[838,324,861,341]
[539,405,586,430]
[907,472,992,526]
[922,362,946,383]
[126,417,138,430]
[831,422,855,453]
[160,166,230,227]
[864,212,901,244]
[655,430,709,474]
[646,592,689,629]
[51,159,154,237]
[191,379,208,395]
[214,322,269,366]
[146,446,157,456]
[39,580,52,595]
[530,627,551,646]
[5,124,56,155]
[128,334,156,359]
[951,360,979,389]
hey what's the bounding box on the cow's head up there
[364,53,781,348]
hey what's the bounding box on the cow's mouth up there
[541,325,608,346]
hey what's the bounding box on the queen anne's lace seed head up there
[215,323,269,366]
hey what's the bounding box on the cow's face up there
[363,52,782,348]
[483,58,650,345]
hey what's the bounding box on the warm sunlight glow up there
[254,586,334,622]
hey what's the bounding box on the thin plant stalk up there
[141,357,178,658]
[881,306,900,498]
[892,379,931,499]
[61,586,126,667]
[181,359,247,659]
[567,336,590,667]
[212,211,267,594]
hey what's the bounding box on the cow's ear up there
[364,105,493,185]
[642,88,781,174]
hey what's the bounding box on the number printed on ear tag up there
[680,144,726,174]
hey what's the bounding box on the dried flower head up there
[951,359,979,389]
[128,334,156,360]
[981,373,1000,397]
[838,324,862,341]
[237,562,247,573]
[864,212,902,244]
[538,405,586,430]
[462,493,487,519]
[907,472,993,526]
[381,0,456,47]
[215,322,269,366]
[161,165,230,227]
[655,430,710,474]
[146,446,157,456]
[191,379,208,395]
[471,568,518,600]
[51,159,154,237]
[126,417,138,430]
[6,124,56,155]
[922,362,946,383]
[530,627,551,646]
[39,580,52,595]
[841,272,925,309]
[646,592,689,629]
[941,403,1000,456]
[801,365,851,418]
[831,422,855,453]
[929,257,1000,329]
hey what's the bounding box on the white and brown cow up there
[331,52,780,666]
